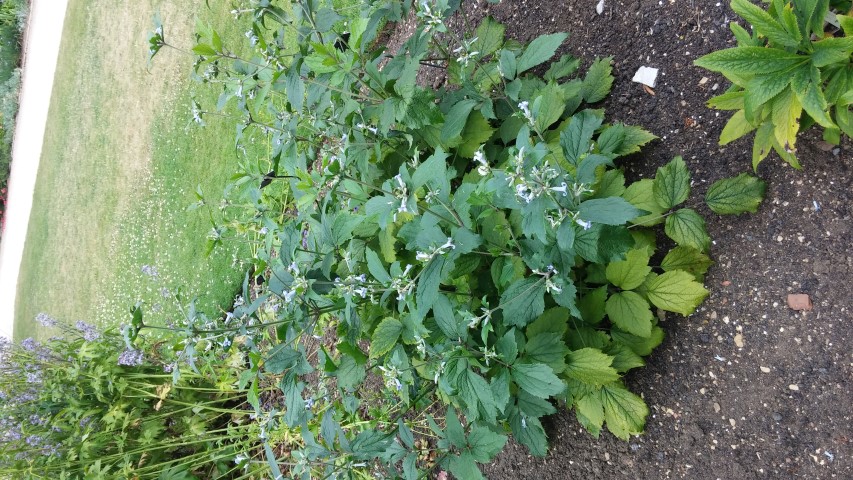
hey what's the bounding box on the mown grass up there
[14,0,262,338]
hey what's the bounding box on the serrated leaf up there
[605,291,654,338]
[644,270,708,316]
[511,411,548,456]
[526,307,570,337]
[441,99,477,143]
[601,383,649,440]
[604,343,646,373]
[770,88,802,151]
[605,248,652,290]
[524,333,568,373]
[264,344,301,375]
[730,0,799,48]
[468,423,508,462]
[560,110,603,166]
[565,348,621,386]
[810,37,853,68]
[336,355,365,390]
[622,179,666,226]
[500,277,546,327]
[517,32,568,74]
[458,369,498,421]
[707,90,746,110]
[594,169,626,198]
[575,394,605,438]
[534,83,566,131]
[581,57,614,103]
[544,54,581,81]
[660,246,713,277]
[694,47,806,76]
[458,112,496,158]
[578,285,608,325]
[705,173,767,214]
[578,197,643,226]
[512,363,565,398]
[444,407,466,449]
[611,325,665,357]
[473,17,505,56]
[416,257,445,313]
[653,156,690,210]
[370,318,403,357]
[791,63,835,128]
[499,49,517,79]
[719,110,756,145]
[665,208,710,252]
[366,248,391,283]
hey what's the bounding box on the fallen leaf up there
[643,84,656,96]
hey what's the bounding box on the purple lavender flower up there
[34,313,57,327]
[141,264,159,277]
[117,349,144,366]
[21,338,39,351]
[75,321,101,342]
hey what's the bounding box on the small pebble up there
[734,334,744,348]
[729,418,736,427]
[789,384,800,391]
[760,366,770,373]
[713,402,721,413]
[772,412,782,421]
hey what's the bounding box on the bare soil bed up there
[394,0,853,478]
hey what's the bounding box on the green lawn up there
[14,0,262,338]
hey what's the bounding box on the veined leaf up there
[605,248,652,291]
[612,325,665,357]
[517,32,568,74]
[578,285,608,325]
[511,363,565,398]
[416,257,445,313]
[752,121,775,169]
[473,17,505,56]
[707,90,746,110]
[719,110,756,145]
[660,246,713,278]
[575,394,605,437]
[730,0,799,48]
[623,179,665,226]
[613,125,657,156]
[526,307,570,337]
[565,348,620,386]
[601,383,649,440]
[560,110,603,166]
[447,452,484,480]
[441,99,477,143]
[370,318,403,357]
[510,411,548,456]
[665,208,710,252]
[578,197,643,226]
[544,54,581,81]
[581,56,614,103]
[791,63,835,128]
[644,270,709,316]
[770,88,802,151]
[606,291,654,338]
[604,343,646,373]
[366,248,391,283]
[500,277,546,327]
[524,333,569,373]
[810,37,853,68]
[653,156,690,210]
[468,423,508,462]
[694,47,806,76]
[705,173,767,214]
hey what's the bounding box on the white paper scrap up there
[632,66,659,88]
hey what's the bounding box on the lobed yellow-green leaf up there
[644,270,709,316]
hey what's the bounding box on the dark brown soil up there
[394,1,853,478]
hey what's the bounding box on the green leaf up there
[412,148,449,190]
[605,248,652,290]
[433,295,467,341]
[534,83,566,131]
[665,208,710,252]
[524,333,568,373]
[447,452,484,480]
[653,156,690,210]
[441,99,477,143]
[500,277,546,328]
[560,110,603,166]
[707,90,746,110]
[565,348,620,386]
[605,291,654,338]
[366,248,392,283]
[810,37,853,68]
[458,112,496,158]
[719,110,756,145]
[661,246,713,278]
[791,63,835,128]
[575,394,605,438]
[458,369,498,420]
[581,57,614,103]
[511,411,548,456]
[601,383,649,440]
[473,17,505,56]
[444,407,466,449]
[730,0,799,48]
[604,343,646,373]
[575,224,635,264]
[752,120,775,169]
[512,363,565,398]
[578,286,608,325]
[770,88,802,150]
[578,197,643,226]
[705,173,767,214]
[644,270,709,316]
[370,317,403,357]
[192,43,217,56]
[544,54,581,81]
[517,32,568,74]
[417,257,445,313]
[526,307,570,337]
[694,47,806,76]
[612,325,665,356]
[622,179,665,226]
[264,344,300,374]
[496,330,519,364]
[499,49,517,79]
[336,355,366,390]
[468,423,508,462]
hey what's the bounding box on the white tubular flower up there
[415,251,432,262]
[575,217,592,230]
[518,100,535,126]
[550,182,569,196]
[473,147,489,175]
[545,278,562,295]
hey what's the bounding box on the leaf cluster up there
[695,0,853,168]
